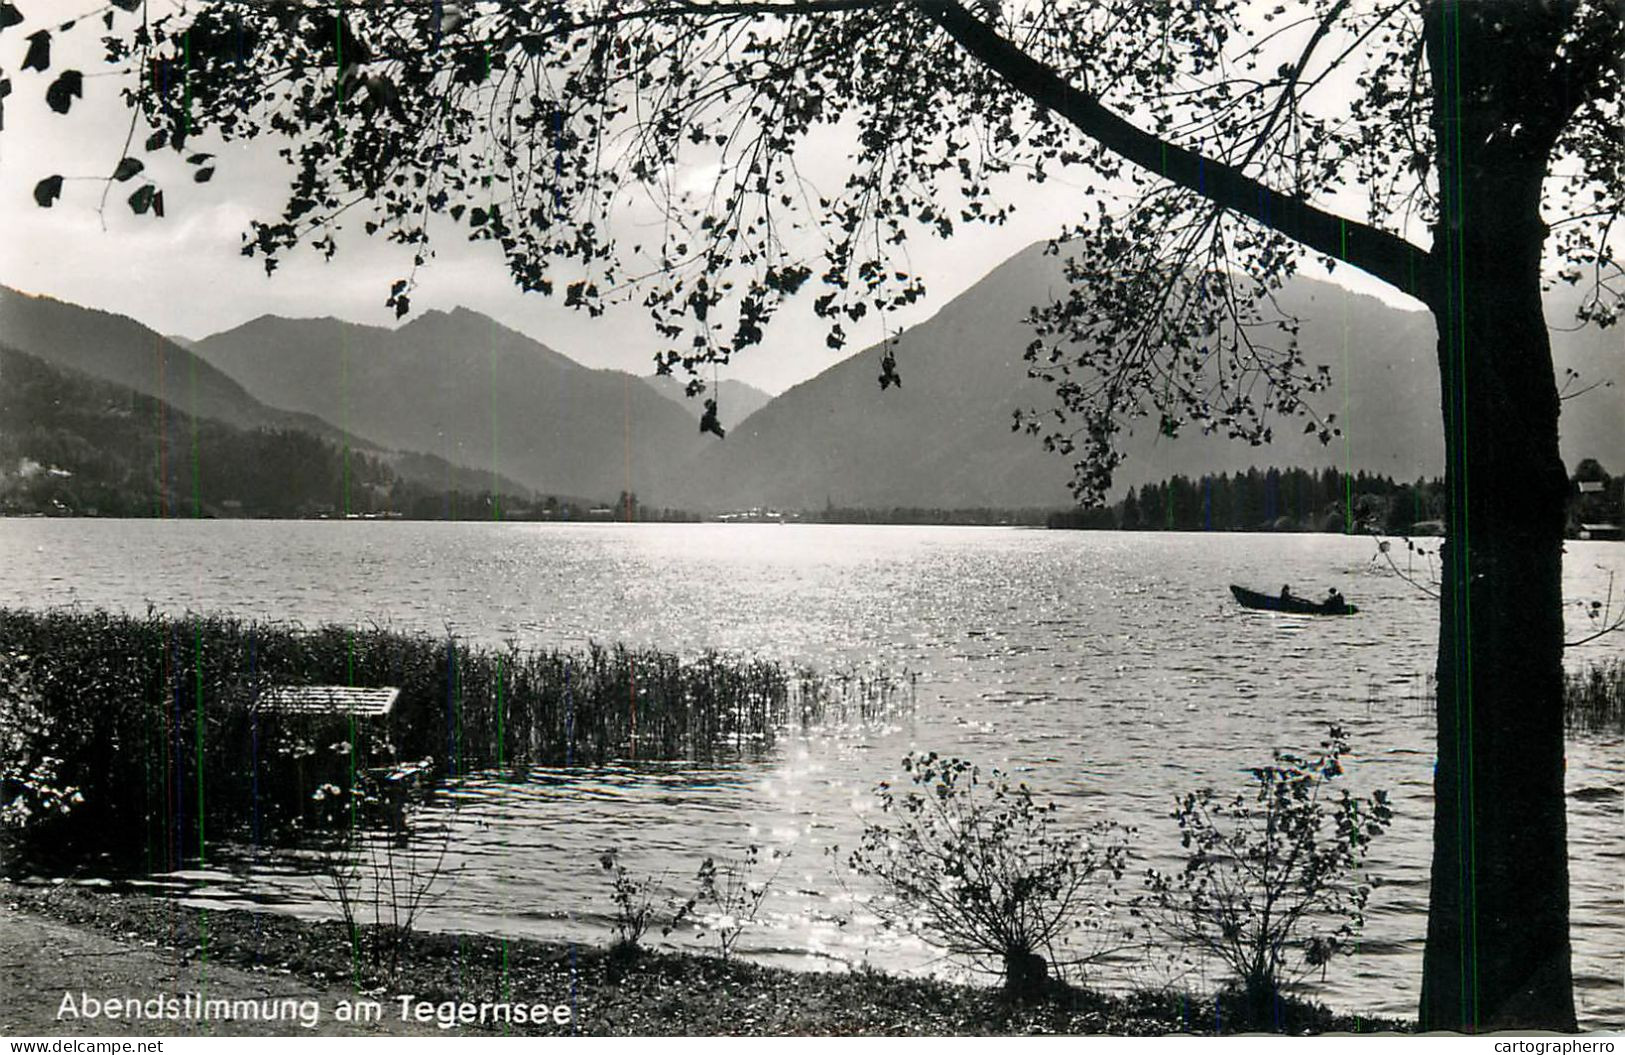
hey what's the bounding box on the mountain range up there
[187,308,707,506]
[642,373,773,426]
[2,240,1618,514]
[676,244,1618,509]
[0,286,531,498]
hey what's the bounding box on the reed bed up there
[1564,659,1624,735]
[0,607,913,871]
[1389,666,1623,737]
[794,666,919,727]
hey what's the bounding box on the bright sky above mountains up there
[0,3,1426,396]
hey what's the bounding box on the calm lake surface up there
[3,519,1621,1026]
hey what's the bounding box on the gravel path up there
[0,901,441,1037]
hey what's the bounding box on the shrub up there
[599,852,663,953]
[667,844,787,960]
[847,751,1130,996]
[1136,725,1392,1023]
[315,761,453,984]
[0,650,82,839]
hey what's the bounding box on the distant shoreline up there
[0,511,1430,533]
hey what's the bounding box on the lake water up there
[2,519,1621,1027]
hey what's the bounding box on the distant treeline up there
[1052,462,1621,536]
[1,344,385,518]
[397,491,700,523]
[1050,467,1445,534]
[806,506,1054,526]
[0,346,699,522]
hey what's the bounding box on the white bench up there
[257,685,400,717]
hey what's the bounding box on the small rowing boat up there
[1230,584,1358,616]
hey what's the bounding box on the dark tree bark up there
[1418,1,1579,1032]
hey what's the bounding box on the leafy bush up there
[1136,726,1392,1021]
[0,650,82,836]
[847,751,1130,996]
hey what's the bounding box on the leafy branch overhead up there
[7,0,1621,501]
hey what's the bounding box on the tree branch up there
[914,0,1438,306]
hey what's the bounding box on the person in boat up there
[1280,584,1294,601]
[1324,587,1346,612]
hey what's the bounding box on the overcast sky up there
[0,7,1425,396]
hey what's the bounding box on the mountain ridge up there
[190,307,708,505]
[663,241,1619,510]
[641,373,774,426]
[8,240,1617,515]
[0,285,534,499]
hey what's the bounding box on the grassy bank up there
[3,883,1409,1036]
[0,607,912,870]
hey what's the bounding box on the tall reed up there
[0,607,913,871]
[1565,659,1624,735]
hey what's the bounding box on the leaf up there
[44,69,81,114]
[128,184,155,215]
[112,157,143,182]
[186,152,213,165]
[144,129,167,151]
[193,167,214,183]
[32,174,62,208]
[22,30,50,72]
[0,4,21,31]
[152,190,164,218]
[110,0,142,9]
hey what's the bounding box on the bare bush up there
[667,845,788,961]
[316,762,454,983]
[599,852,664,953]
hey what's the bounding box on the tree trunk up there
[1419,3,1576,1031]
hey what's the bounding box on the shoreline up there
[2,882,1410,1037]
